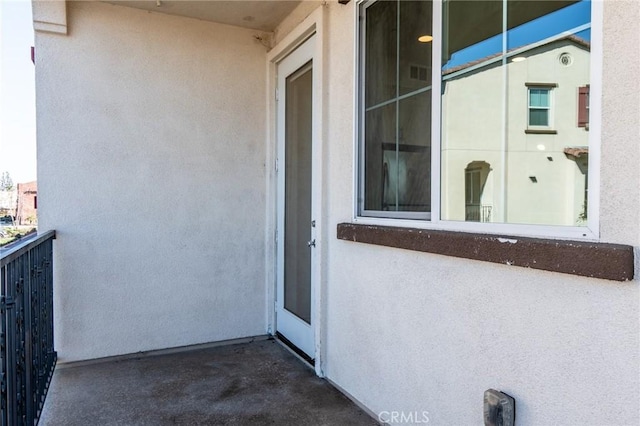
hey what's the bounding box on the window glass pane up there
[364,103,396,211]
[365,0,397,108]
[506,0,591,51]
[441,0,503,223]
[529,109,548,126]
[396,91,431,212]
[529,89,549,107]
[360,0,432,217]
[443,0,503,72]
[506,0,590,226]
[399,1,433,96]
[441,0,591,226]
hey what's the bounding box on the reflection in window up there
[528,88,551,127]
[441,0,591,226]
[465,162,492,222]
[578,85,590,128]
[360,0,432,217]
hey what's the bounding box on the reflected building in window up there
[441,0,591,226]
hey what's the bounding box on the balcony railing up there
[0,230,57,425]
[465,204,493,222]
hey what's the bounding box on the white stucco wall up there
[600,0,640,246]
[272,0,322,46]
[35,1,270,362]
[32,0,67,34]
[319,1,639,425]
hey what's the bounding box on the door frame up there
[275,36,315,360]
[266,7,325,376]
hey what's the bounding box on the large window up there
[358,0,595,234]
[359,0,433,219]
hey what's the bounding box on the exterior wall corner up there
[32,0,68,35]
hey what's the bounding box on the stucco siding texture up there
[321,2,639,425]
[35,2,269,362]
[600,0,640,247]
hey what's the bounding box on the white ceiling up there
[103,0,303,32]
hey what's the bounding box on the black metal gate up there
[0,231,57,425]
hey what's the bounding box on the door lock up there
[307,239,316,247]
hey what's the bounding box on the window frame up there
[356,0,433,221]
[354,0,601,241]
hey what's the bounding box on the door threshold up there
[275,332,315,367]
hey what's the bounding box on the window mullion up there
[357,1,368,218]
[394,0,400,212]
[499,0,508,223]
[431,0,443,223]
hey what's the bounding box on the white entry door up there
[276,35,316,360]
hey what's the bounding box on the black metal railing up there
[465,204,493,222]
[0,231,57,425]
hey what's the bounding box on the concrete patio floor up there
[39,338,377,425]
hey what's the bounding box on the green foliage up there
[0,227,37,247]
[577,200,588,224]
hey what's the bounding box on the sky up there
[445,0,591,69]
[0,0,36,184]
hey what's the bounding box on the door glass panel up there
[284,62,312,324]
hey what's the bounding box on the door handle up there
[307,239,316,248]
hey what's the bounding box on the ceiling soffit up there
[103,1,303,32]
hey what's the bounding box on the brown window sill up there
[525,82,559,88]
[337,223,634,281]
[525,129,557,135]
